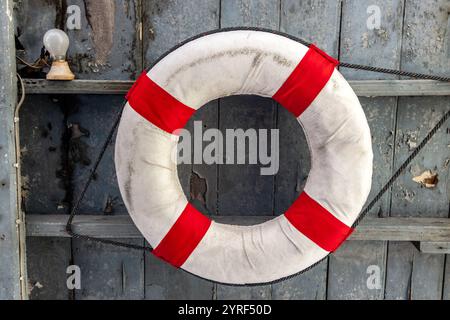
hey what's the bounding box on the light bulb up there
[43,29,70,61]
[43,29,75,80]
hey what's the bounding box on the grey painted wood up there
[14,0,62,70]
[221,0,280,30]
[145,254,213,299]
[328,0,404,300]
[444,256,450,300]
[65,0,144,299]
[25,215,450,242]
[216,284,271,300]
[143,0,220,299]
[185,102,219,215]
[23,79,450,96]
[67,0,142,80]
[276,0,342,300]
[280,0,341,54]
[218,95,277,216]
[387,0,450,300]
[26,237,71,300]
[19,96,68,214]
[384,242,414,300]
[0,0,21,299]
[73,238,144,300]
[420,242,450,254]
[68,95,126,214]
[217,0,279,300]
[14,0,72,300]
[143,0,220,65]
[19,96,72,300]
[328,241,387,300]
[272,260,328,300]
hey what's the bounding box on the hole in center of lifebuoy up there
[177,95,310,223]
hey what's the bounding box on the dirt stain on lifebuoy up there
[122,126,139,212]
[164,48,295,85]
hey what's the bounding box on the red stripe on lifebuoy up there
[284,192,353,252]
[273,44,339,117]
[126,73,195,134]
[152,203,212,268]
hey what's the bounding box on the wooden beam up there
[0,0,26,300]
[23,79,450,96]
[419,242,450,254]
[26,214,450,242]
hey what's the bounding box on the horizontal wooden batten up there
[23,79,450,96]
[26,214,450,243]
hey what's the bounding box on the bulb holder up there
[46,60,75,81]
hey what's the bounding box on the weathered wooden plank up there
[143,0,220,65]
[23,79,450,96]
[185,102,219,215]
[384,242,414,300]
[280,0,341,54]
[66,0,142,80]
[444,256,450,300]
[26,237,71,300]
[272,260,328,300]
[14,0,62,75]
[328,241,387,300]
[221,0,279,30]
[327,0,405,300]
[387,0,450,300]
[72,238,144,300]
[145,254,213,299]
[0,0,22,299]
[276,0,342,300]
[216,284,271,300]
[218,95,277,216]
[21,78,450,97]
[26,215,450,242]
[13,0,72,300]
[217,0,279,300]
[143,0,220,300]
[19,96,69,214]
[420,242,450,254]
[67,95,126,214]
[62,0,144,300]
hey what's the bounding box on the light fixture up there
[43,29,75,80]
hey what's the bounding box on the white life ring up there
[115,29,373,285]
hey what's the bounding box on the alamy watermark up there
[173,121,279,176]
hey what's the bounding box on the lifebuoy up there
[115,29,373,285]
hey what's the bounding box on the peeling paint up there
[84,0,115,65]
[412,170,438,188]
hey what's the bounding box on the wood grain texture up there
[387,0,450,300]
[13,0,71,300]
[26,237,71,300]
[0,0,21,299]
[23,79,450,96]
[25,215,450,242]
[63,1,144,300]
[67,0,141,80]
[73,238,144,300]
[327,0,404,300]
[420,242,450,254]
[145,254,213,299]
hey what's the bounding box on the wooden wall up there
[14,0,450,299]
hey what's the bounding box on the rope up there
[339,62,450,82]
[62,30,450,285]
